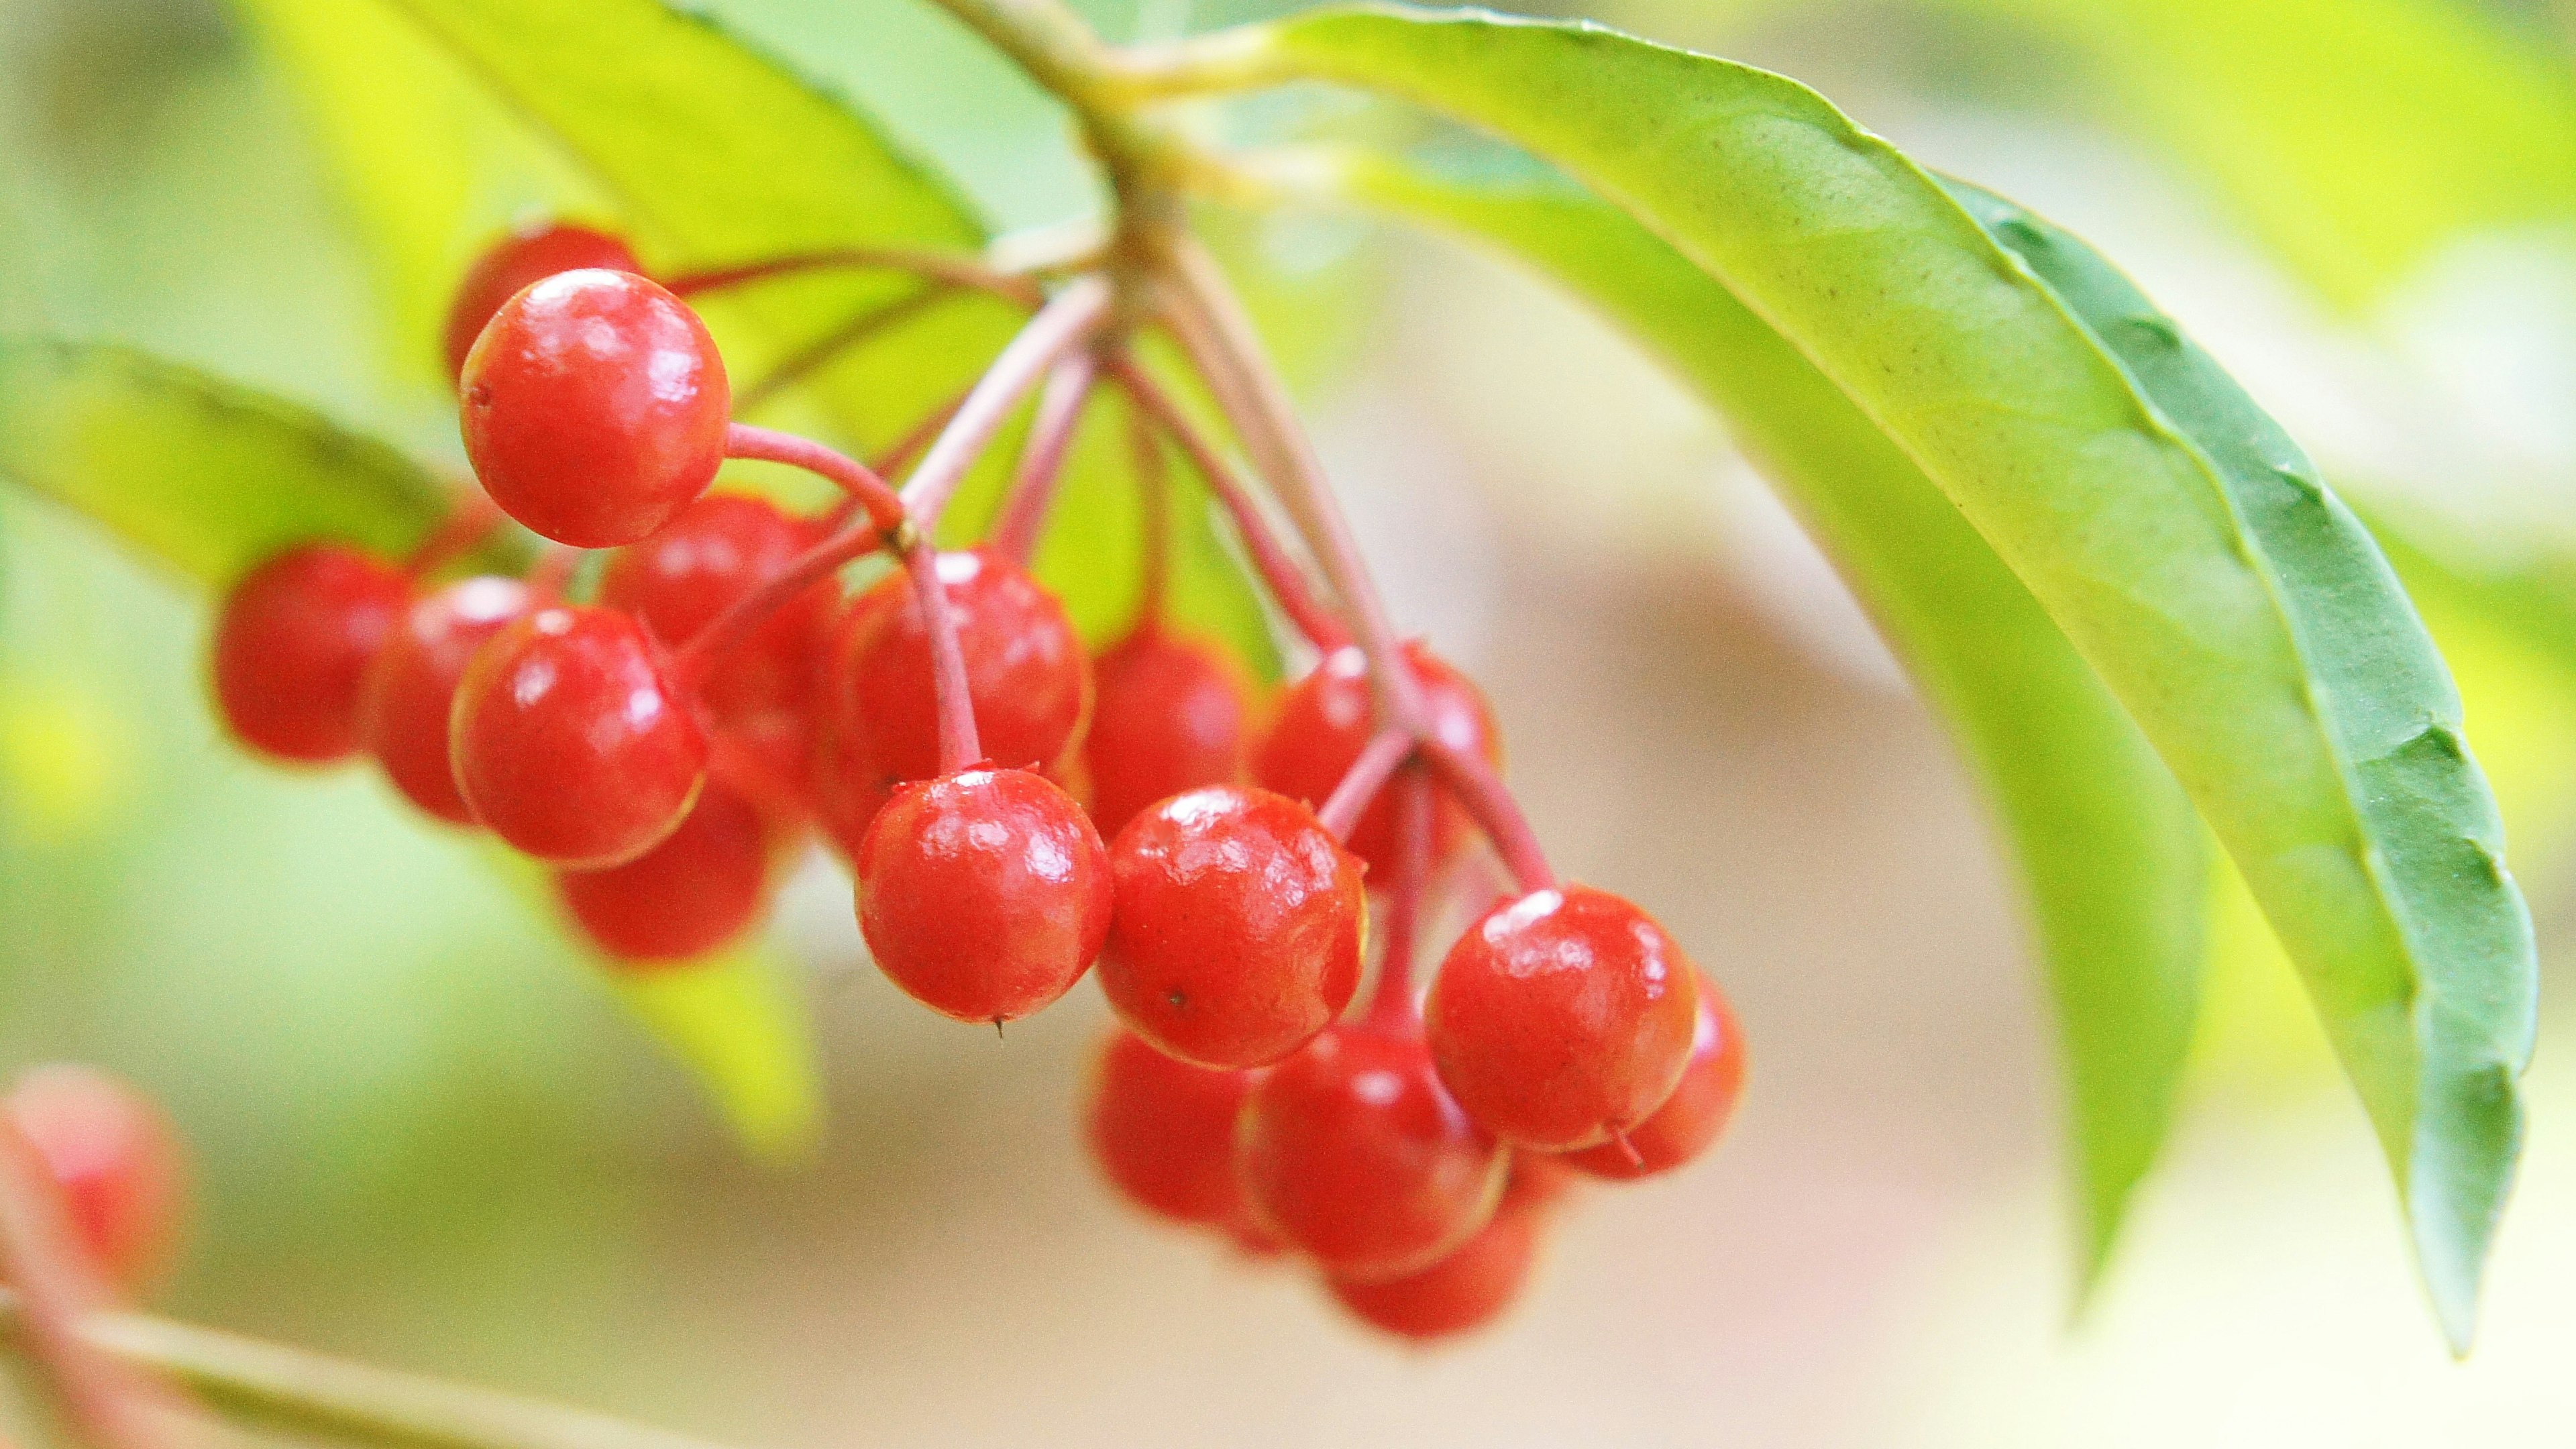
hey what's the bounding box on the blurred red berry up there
[3,1065,185,1291]
[441,221,643,384]
[211,544,413,765]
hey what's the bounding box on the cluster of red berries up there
[205,219,1746,1342]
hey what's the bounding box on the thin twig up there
[1420,735,1554,895]
[1366,767,1435,1028]
[735,287,956,416]
[0,1288,747,1449]
[1126,405,1172,627]
[1316,727,1412,843]
[900,276,1114,535]
[1105,357,1347,650]
[663,248,1042,308]
[985,350,1101,563]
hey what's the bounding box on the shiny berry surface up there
[600,493,834,721]
[1326,1201,1543,1342]
[450,605,708,867]
[556,772,775,963]
[828,549,1091,814]
[3,1065,186,1290]
[358,576,529,824]
[211,544,413,765]
[441,222,643,384]
[1428,886,1701,1151]
[1564,972,1745,1179]
[855,767,1111,1024]
[1082,1026,1260,1228]
[1099,786,1365,1069]
[1252,641,1498,878]
[1083,624,1253,839]
[460,269,729,548]
[1236,1026,1503,1281]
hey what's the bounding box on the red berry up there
[599,493,835,722]
[1252,641,1498,879]
[827,549,1092,828]
[1427,886,1701,1151]
[3,1065,185,1290]
[1082,1026,1260,1228]
[441,222,643,384]
[450,605,708,867]
[555,771,778,963]
[210,544,413,764]
[1083,624,1253,839]
[1497,1149,1580,1216]
[1326,1203,1543,1342]
[358,576,529,824]
[460,269,730,547]
[1563,972,1745,1179]
[1236,1025,1503,1280]
[855,767,1112,1024]
[1099,786,1365,1069]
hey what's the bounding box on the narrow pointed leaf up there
[1295,142,2202,1291]
[1216,4,2538,1344]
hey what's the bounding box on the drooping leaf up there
[0,337,825,1150]
[1288,141,2201,1293]
[1206,5,2538,1346]
[0,337,455,583]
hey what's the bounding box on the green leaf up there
[1289,142,2202,1293]
[1693,0,2576,309]
[0,336,454,583]
[1222,4,2538,1346]
[0,337,825,1152]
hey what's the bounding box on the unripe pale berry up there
[460,269,729,548]
[1426,885,1701,1151]
[1100,786,1365,1069]
[855,767,1112,1024]
[450,605,708,867]
[211,544,413,765]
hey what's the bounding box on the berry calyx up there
[1426,886,1701,1151]
[827,549,1091,828]
[460,269,730,548]
[210,544,413,765]
[855,766,1111,1024]
[1083,623,1254,839]
[1236,1025,1503,1280]
[1100,786,1366,1069]
[2,1065,186,1291]
[441,221,643,384]
[449,605,708,867]
[1326,1201,1544,1342]
[1081,1026,1260,1229]
[599,493,835,723]
[359,576,530,824]
[1563,972,1745,1180]
[1253,641,1499,879]
[555,771,778,963]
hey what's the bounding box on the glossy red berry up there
[1326,1202,1543,1342]
[599,493,835,722]
[1099,786,1365,1069]
[1252,641,1498,879]
[1083,624,1254,839]
[358,576,529,824]
[441,221,643,384]
[828,549,1092,825]
[460,269,730,548]
[1564,972,1745,1179]
[1236,1026,1503,1280]
[3,1065,185,1290]
[1082,1026,1260,1228]
[555,771,777,963]
[1427,886,1701,1151]
[210,544,413,764]
[855,767,1112,1024]
[450,605,708,867]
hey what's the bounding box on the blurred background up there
[7,0,2576,1443]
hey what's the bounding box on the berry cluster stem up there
[987,350,1101,564]
[901,276,1114,535]
[1366,768,1436,1028]
[1126,406,1172,625]
[737,288,957,416]
[1421,735,1556,895]
[663,248,1042,307]
[1317,727,1412,843]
